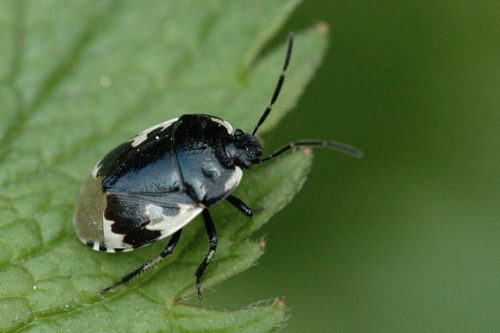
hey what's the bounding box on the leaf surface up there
[0,1,327,331]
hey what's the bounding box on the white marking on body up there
[113,247,134,253]
[91,162,102,178]
[130,117,179,147]
[210,117,233,134]
[224,166,243,191]
[103,216,128,249]
[145,203,203,238]
[146,204,164,223]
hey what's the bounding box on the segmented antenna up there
[252,32,294,136]
[258,140,364,163]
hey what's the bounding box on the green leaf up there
[0,0,327,331]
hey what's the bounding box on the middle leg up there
[195,209,217,300]
[100,229,183,295]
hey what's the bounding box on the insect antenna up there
[252,32,294,136]
[257,140,363,163]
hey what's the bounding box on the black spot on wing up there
[104,191,195,247]
[105,194,162,247]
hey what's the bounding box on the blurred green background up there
[209,1,500,332]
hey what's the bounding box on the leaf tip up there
[302,146,314,155]
[277,298,287,310]
[258,239,267,249]
[316,22,330,34]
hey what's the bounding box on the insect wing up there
[104,191,202,249]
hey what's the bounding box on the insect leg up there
[257,140,363,163]
[99,229,182,295]
[195,209,217,300]
[226,195,256,217]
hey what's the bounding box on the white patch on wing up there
[224,166,243,191]
[145,203,203,238]
[210,117,233,134]
[145,204,164,223]
[91,161,102,178]
[130,117,178,147]
[103,216,128,249]
[112,247,134,253]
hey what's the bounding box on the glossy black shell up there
[98,114,238,206]
[75,114,242,249]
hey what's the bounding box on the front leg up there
[195,209,217,300]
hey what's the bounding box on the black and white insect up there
[74,33,362,299]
